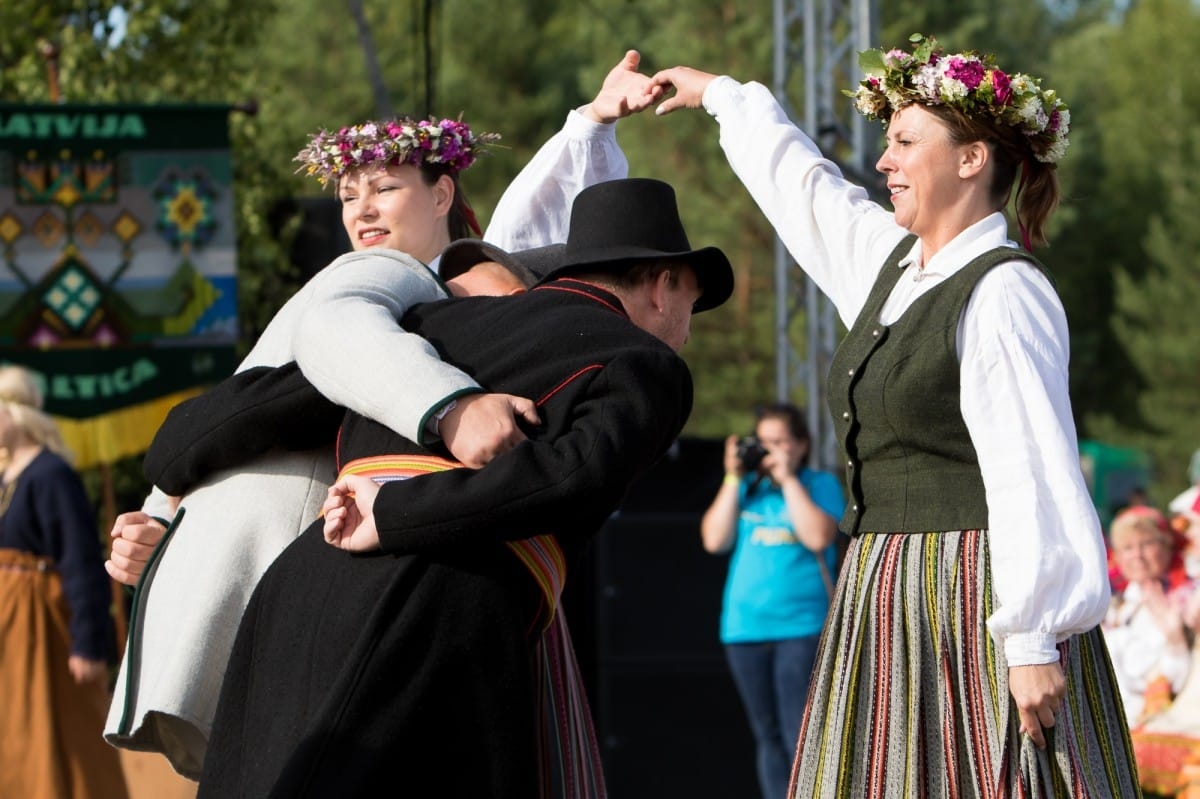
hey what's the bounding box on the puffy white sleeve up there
[287,249,479,444]
[701,76,907,325]
[960,261,1112,666]
[483,109,628,250]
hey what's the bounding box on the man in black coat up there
[151,178,733,798]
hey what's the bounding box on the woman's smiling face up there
[875,104,968,239]
[338,162,451,263]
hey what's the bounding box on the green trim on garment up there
[117,507,186,735]
[414,387,486,448]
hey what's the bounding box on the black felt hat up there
[439,240,565,288]
[539,178,733,312]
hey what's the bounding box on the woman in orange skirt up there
[0,365,128,799]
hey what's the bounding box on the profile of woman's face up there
[337,163,450,263]
[874,104,970,239]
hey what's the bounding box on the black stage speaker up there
[563,438,760,798]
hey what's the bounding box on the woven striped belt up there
[337,455,566,628]
[341,455,601,798]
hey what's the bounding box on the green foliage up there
[3,0,1197,504]
[0,0,292,520]
[598,1,783,436]
[1049,0,1200,498]
[1084,124,1200,502]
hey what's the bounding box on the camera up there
[736,436,768,472]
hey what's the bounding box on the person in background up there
[1173,491,1200,582]
[1103,505,1194,726]
[103,50,663,779]
[700,402,844,799]
[1168,449,1200,515]
[0,365,129,799]
[1110,502,1200,799]
[1169,449,1200,575]
[652,32,1138,796]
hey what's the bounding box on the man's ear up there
[650,268,674,311]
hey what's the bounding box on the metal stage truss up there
[772,0,879,470]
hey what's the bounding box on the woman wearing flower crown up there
[103,51,664,780]
[652,35,1138,798]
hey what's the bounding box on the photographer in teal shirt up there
[701,403,845,799]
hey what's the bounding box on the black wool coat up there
[148,278,693,798]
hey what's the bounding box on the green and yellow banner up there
[0,104,238,467]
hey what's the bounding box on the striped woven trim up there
[790,529,1140,798]
[535,612,608,798]
[336,455,566,625]
[338,454,460,481]
[507,533,567,631]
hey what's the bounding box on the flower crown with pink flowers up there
[846,34,1070,164]
[294,116,500,186]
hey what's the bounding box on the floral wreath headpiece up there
[294,116,501,186]
[846,34,1070,164]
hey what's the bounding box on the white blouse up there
[482,108,629,252]
[702,75,1111,667]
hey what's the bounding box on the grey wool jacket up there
[104,248,467,777]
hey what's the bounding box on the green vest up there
[827,236,1051,536]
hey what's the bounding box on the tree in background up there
[3,0,1194,500]
[561,1,783,438]
[1086,126,1200,500]
[0,0,288,510]
[1048,0,1200,501]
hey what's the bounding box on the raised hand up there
[651,65,720,116]
[584,50,665,124]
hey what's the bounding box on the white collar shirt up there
[702,75,1111,666]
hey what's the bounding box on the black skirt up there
[198,519,543,798]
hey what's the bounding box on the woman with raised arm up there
[653,34,1138,798]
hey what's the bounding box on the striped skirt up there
[339,455,606,799]
[790,530,1141,798]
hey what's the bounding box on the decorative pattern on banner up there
[0,105,238,466]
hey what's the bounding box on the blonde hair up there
[0,365,72,465]
[1109,505,1171,551]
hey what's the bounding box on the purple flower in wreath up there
[991,69,1012,105]
[946,56,985,91]
[294,116,500,186]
